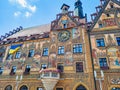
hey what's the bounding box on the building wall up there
[0,17,95,90]
[90,1,120,90]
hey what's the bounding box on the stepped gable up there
[89,0,120,31]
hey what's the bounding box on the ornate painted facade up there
[89,0,120,90]
[1,0,120,90]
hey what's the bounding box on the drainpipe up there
[87,30,97,90]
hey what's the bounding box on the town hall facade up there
[0,0,120,90]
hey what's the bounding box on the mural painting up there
[51,32,57,43]
[102,18,116,27]
[111,78,120,84]
[32,52,41,68]
[61,16,68,25]
[49,53,57,67]
[105,34,116,46]
[65,52,73,65]
[107,48,120,66]
[72,28,80,39]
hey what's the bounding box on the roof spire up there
[74,0,84,18]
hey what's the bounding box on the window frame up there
[96,38,105,47]
[42,48,49,56]
[73,44,82,54]
[41,64,47,69]
[24,65,31,75]
[58,46,64,55]
[10,66,17,75]
[99,23,103,28]
[57,63,64,72]
[37,87,43,90]
[76,62,84,72]
[56,87,64,90]
[15,51,21,59]
[28,49,35,58]
[99,58,109,70]
[116,37,120,46]
[0,67,4,75]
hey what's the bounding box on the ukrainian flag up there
[9,44,22,54]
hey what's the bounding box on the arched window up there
[20,85,28,90]
[76,85,86,90]
[112,87,120,90]
[5,85,12,90]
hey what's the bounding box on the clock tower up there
[74,0,84,18]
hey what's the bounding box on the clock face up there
[58,30,71,42]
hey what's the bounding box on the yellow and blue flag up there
[9,44,22,54]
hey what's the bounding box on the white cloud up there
[17,0,27,8]
[14,11,21,17]
[28,5,36,13]
[25,11,32,18]
[8,0,37,18]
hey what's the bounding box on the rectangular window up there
[28,49,35,57]
[63,24,67,28]
[6,54,13,60]
[116,37,120,46]
[73,44,82,53]
[76,62,83,72]
[10,66,17,75]
[58,46,64,55]
[99,58,108,70]
[37,87,43,90]
[15,51,21,59]
[42,48,48,56]
[44,72,50,77]
[99,24,103,28]
[52,72,58,77]
[0,67,3,75]
[41,64,47,69]
[96,38,105,47]
[56,88,63,90]
[24,65,31,75]
[57,63,64,72]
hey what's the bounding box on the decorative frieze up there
[111,78,120,84]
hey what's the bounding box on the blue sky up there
[0,0,100,36]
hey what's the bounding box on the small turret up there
[74,0,84,18]
[61,4,70,13]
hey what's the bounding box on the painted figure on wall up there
[51,32,57,43]
[72,28,80,39]
[32,52,41,68]
[108,48,120,66]
[115,49,120,66]
[65,52,73,65]
[92,49,98,66]
[49,53,57,67]
[106,34,116,46]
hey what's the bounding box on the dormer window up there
[99,23,103,28]
[110,4,114,8]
